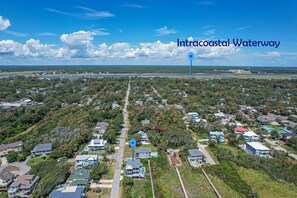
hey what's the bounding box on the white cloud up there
[265,51,281,57]
[0,31,241,64]
[75,6,115,19]
[0,16,11,31]
[35,32,57,36]
[156,26,177,36]
[60,30,96,58]
[204,28,216,36]
[123,4,145,8]
[4,30,28,37]
[235,25,251,31]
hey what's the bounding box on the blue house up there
[50,186,84,198]
[262,126,274,132]
[209,131,224,143]
[277,128,291,135]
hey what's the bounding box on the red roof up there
[234,127,248,132]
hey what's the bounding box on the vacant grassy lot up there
[27,157,45,167]
[179,163,217,198]
[123,178,152,198]
[238,167,297,198]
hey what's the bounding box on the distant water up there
[38,73,295,79]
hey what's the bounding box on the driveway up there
[264,138,297,160]
[0,157,8,166]
[0,155,31,175]
[197,143,216,165]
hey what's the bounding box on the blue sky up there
[0,0,297,66]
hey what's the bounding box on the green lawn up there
[207,174,242,198]
[154,167,184,198]
[104,160,116,180]
[179,163,217,198]
[238,167,297,198]
[27,157,45,167]
[122,178,153,198]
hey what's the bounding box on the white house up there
[85,139,107,151]
[75,155,98,169]
[242,132,259,142]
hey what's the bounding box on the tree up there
[123,176,134,187]
[91,163,109,181]
[6,152,18,163]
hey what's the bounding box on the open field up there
[238,167,297,198]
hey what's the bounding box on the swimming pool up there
[191,161,198,166]
[140,167,145,174]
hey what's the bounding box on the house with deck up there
[66,168,90,186]
[0,141,22,157]
[137,131,149,144]
[136,148,151,159]
[125,159,145,178]
[50,186,84,198]
[209,131,224,143]
[188,149,203,166]
[0,169,14,191]
[75,155,98,169]
[8,175,40,198]
[85,139,107,151]
[242,132,259,142]
[246,142,270,157]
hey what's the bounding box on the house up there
[0,141,22,157]
[31,143,52,156]
[112,101,120,109]
[0,169,14,191]
[262,126,274,132]
[188,149,203,166]
[85,139,107,151]
[257,115,276,125]
[50,186,84,198]
[277,128,291,135]
[234,127,249,134]
[125,159,145,178]
[282,133,297,140]
[75,155,98,169]
[188,112,199,118]
[136,148,151,159]
[8,175,40,198]
[287,121,297,131]
[95,122,109,135]
[246,142,270,157]
[137,131,149,144]
[141,119,150,125]
[242,132,259,142]
[66,168,90,186]
[0,103,25,109]
[209,131,224,143]
[135,100,143,106]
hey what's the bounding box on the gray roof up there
[0,169,14,181]
[32,143,52,153]
[75,155,98,161]
[188,149,203,157]
[136,148,151,154]
[0,141,22,151]
[126,158,142,169]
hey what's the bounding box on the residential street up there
[264,138,297,160]
[110,80,131,198]
[197,142,216,165]
[0,155,31,175]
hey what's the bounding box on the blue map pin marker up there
[188,52,195,75]
[129,139,136,148]
[188,52,195,61]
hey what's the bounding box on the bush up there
[6,152,18,163]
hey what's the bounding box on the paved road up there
[198,143,216,165]
[264,138,297,160]
[110,80,131,198]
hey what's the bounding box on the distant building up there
[95,122,109,135]
[75,155,98,169]
[66,168,90,186]
[246,142,270,157]
[135,100,143,106]
[31,143,52,156]
[188,149,203,166]
[257,115,276,125]
[50,186,84,198]
[261,126,274,132]
[85,139,107,151]
[125,159,145,178]
[112,101,120,109]
[8,175,40,198]
[277,128,291,135]
[0,141,22,157]
[209,131,224,143]
[0,169,14,191]
[282,133,297,141]
[234,127,249,134]
[141,119,150,125]
[136,148,151,159]
[242,132,259,142]
[137,131,149,144]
